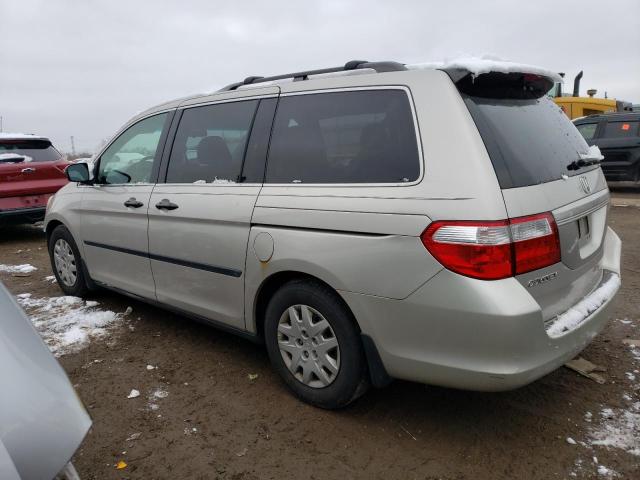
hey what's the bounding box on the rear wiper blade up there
[567,145,604,171]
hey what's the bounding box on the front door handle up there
[155,199,179,211]
[124,197,144,208]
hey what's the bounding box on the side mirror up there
[66,163,91,183]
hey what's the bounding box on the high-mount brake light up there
[421,212,560,280]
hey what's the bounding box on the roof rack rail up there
[218,60,407,91]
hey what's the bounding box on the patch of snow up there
[192,178,236,184]
[547,275,621,337]
[626,372,636,382]
[579,145,604,161]
[0,264,37,274]
[407,55,563,82]
[16,293,121,356]
[567,437,577,445]
[152,388,168,399]
[147,387,168,411]
[596,465,619,477]
[601,408,615,419]
[585,411,593,422]
[0,153,33,163]
[44,275,57,283]
[618,319,632,325]
[127,389,140,399]
[589,402,640,456]
[146,364,156,370]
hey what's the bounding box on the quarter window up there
[575,123,598,141]
[98,113,168,184]
[266,90,420,184]
[166,100,258,184]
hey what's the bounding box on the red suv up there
[0,133,70,226]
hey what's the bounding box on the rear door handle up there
[124,197,144,208]
[155,199,179,211]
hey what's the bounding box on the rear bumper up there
[342,227,622,391]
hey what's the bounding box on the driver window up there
[97,113,168,184]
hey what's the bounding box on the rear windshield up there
[464,96,595,189]
[602,120,639,138]
[0,140,62,163]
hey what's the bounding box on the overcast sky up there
[1,0,639,153]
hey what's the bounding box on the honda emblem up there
[579,176,591,194]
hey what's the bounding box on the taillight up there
[421,212,560,280]
[510,213,560,274]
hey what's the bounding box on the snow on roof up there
[0,132,48,140]
[407,55,563,83]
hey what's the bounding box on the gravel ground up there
[0,202,638,479]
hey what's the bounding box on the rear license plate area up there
[577,216,591,241]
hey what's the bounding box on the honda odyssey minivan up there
[45,59,621,408]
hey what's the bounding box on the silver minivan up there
[46,60,621,408]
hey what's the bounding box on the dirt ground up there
[1,197,639,479]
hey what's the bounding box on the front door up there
[81,112,172,299]
[148,94,277,329]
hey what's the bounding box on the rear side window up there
[602,121,639,139]
[464,96,593,189]
[166,100,258,184]
[266,90,420,184]
[0,140,61,163]
[575,123,598,141]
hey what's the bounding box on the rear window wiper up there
[567,145,604,171]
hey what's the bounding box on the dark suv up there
[574,112,640,184]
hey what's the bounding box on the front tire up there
[264,279,369,409]
[48,225,89,297]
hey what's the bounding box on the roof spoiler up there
[442,68,555,100]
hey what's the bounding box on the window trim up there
[88,109,175,187]
[264,86,424,188]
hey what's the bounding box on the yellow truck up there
[548,71,632,119]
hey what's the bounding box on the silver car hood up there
[0,283,91,480]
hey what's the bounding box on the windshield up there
[464,95,595,189]
[0,139,62,163]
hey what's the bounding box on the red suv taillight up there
[421,212,560,280]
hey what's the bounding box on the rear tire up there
[48,225,89,298]
[264,279,369,409]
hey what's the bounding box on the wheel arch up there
[251,270,392,388]
[252,270,360,341]
[45,219,64,244]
